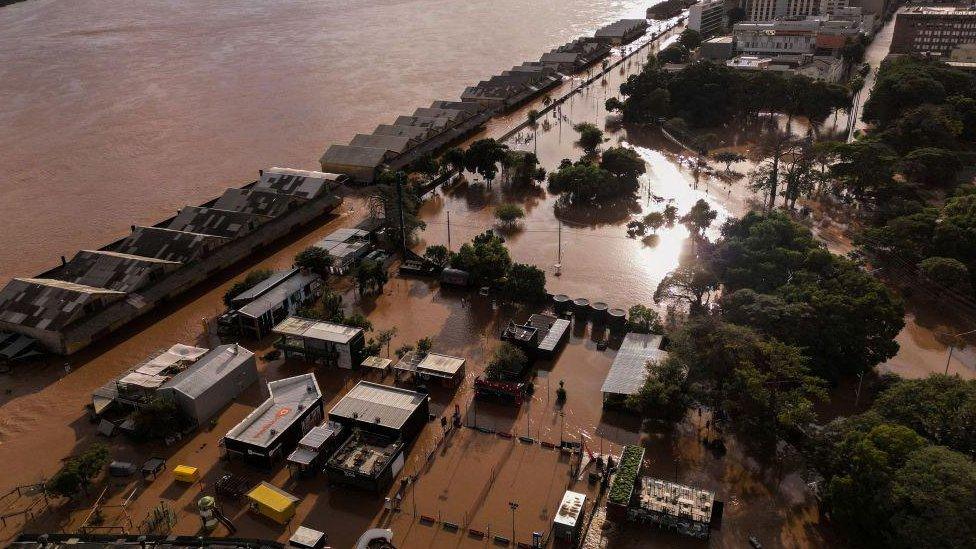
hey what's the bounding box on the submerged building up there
[0,167,344,355]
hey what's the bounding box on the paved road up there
[849,16,896,140]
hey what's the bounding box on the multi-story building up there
[891,5,976,56]
[689,0,727,36]
[746,0,818,21]
[734,15,864,56]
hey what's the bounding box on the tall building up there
[689,0,728,36]
[746,0,818,21]
[891,5,976,56]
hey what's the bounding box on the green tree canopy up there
[450,230,512,287]
[294,246,333,277]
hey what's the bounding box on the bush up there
[45,443,110,498]
[499,263,548,303]
[495,203,525,226]
[294,246,333,276]
[485,343,528,381]
[608,445,644,505]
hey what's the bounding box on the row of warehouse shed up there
[318,18,649,184]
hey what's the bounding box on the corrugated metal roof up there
[0,278,125,332]
[349,133,414,153]
[231,269,296,303]
[600,333,667,396]
[319,144,393,169]
[66,250,181,293]
[237,271,318,320]
[329,381,426,431]
[166,206,270,239]
[114,226,229,264]
[255,167,343,199]
[212,188,300,217]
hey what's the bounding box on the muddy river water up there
[0,0,973,548]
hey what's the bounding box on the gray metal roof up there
[372,123,432,140]
[595,18,648,38]
[65,250,181,293]
[298,423,341,449]
[393,115,451,130]
[113,226,229,264]
[411,107,469,122]
[163,344,255,399]
[601,333,667,396]
[0,278,125,332]
[319,144,394,169]
[430,100,487,113]
[329,381,427,431]
[225,373,322,448]
[349,133,415,153]
[231,269,297,304]
[237,271,318,320]
[212,187,301,217]
[254,167,344,199]
[166,206,270,239]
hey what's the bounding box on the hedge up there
[608,445,645,505]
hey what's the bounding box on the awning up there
[287,447,319,467]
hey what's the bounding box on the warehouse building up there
[223,373,324,469]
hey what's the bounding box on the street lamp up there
[508,501,519,543]
[944,328,976,375]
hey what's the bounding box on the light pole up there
[508,501,519,543]
[944,328,976,375]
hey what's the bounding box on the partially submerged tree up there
[294,246,333,277]
[573,122,604,155]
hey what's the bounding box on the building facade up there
[891,5,976,56]
[733,16,863,56]
[689,0,727,36]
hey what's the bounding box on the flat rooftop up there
[225,373,322,448]
[394,351,465,379]
[328,432,403,477]
[639,477,715,524]
[329,381,427,431]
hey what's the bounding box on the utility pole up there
[508,501,519,544]
[945,328,976,375]
[555,221,562,276]
[395,175,407,257]
[447,211,452,251]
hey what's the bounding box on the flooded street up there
[0,1,970,548]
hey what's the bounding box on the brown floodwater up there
[0,1,968,547]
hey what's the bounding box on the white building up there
[733,16,863,56]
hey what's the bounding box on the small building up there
[91,343,258,427]
[325,430,406,492]
[699,36,734,61]
[159,344,259,426]
[393,351,466,387]
[286,422,345,476]
[313,228,373,274]
[289,526,328,549]
[272,316,366,370]
[246,481,300,524]
[501,314,570,358]
[227,269,322,340]
[328,381,429,441]
[601,333,667,407]
[440,267,469,287]
[223,373,324,469]
[552,491,587,545]
[633,477,720,539]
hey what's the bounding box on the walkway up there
[849,16,896,140]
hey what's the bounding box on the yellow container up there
[173,465,200,483]
[246,481,299,524]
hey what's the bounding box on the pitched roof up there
[166,206,270,239]
[64,250,181,293]
[319,144,394,169]
[212,188,301,217]
[429,100,487,114]
[0,278,125,332]
[349,133,415,153]
[392,115,451,130]
[164,344,255,399]
[113,226,229,264]
[254,167,344,199]
[237,271,318,320]
[372,124,433,140]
